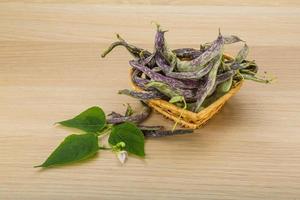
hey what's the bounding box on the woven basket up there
[130,54,243,129]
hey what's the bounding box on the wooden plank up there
[0,2,299,200]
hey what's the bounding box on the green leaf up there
[35,133,99,168]
[58,106,106,133]
[109,122,145,157]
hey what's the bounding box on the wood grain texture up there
[0,1,300,200]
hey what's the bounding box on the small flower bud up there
[117,150,128,164]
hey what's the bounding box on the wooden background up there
[0,1,300,199]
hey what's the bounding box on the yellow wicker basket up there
[130,54,243,129]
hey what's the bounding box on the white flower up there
[117,150,128,164]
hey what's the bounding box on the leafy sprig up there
[35,106,145,168]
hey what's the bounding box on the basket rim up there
[129,53,243,118]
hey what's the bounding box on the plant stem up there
[172,98,187,132]
[97,124,113,137]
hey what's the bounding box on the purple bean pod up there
[172,48,203,60]
[107,111,123,118]
[164,59,216,80]
[132,69,196,101]
[107,102,151,124]
[142,129,193,138]
[101,36,151,59]
[179,33,224,72]
[118,89,166,100]
[129,60,198,89]
[146,81,196,102]
[131,69,151,90]
[154,28,175,73]
[208,70,236,96]
[139,52,157,68]
[138,125,164,131]
[156,28,224,72]
[155,51,173,74]
[193,55,222,112]
[216,70,236,83]
[223,35,244,44]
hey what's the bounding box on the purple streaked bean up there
[231,60,257,71]
[139,52,157,68]
[107,111,123,118]
[129,60,198,89]
[154,29,175,73]
[146,81,195,102]
[224,35,244,44]
[208,70,236,96]
[159,31,224,73]
[216,70,236,83]
[118,89,166,100]
[235,43,249,63]
[199,35,243,50]
[142,129,193,138]
[172,48,203,60]
[131,69,151,90]
[138,125,163,131]
[177,33,224,72]
[194,55,222,112]
[164,58,215,80]
[107,102,151,124]
[230,43,250,70]
[155,51,173,74]
[101,34,151,59]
